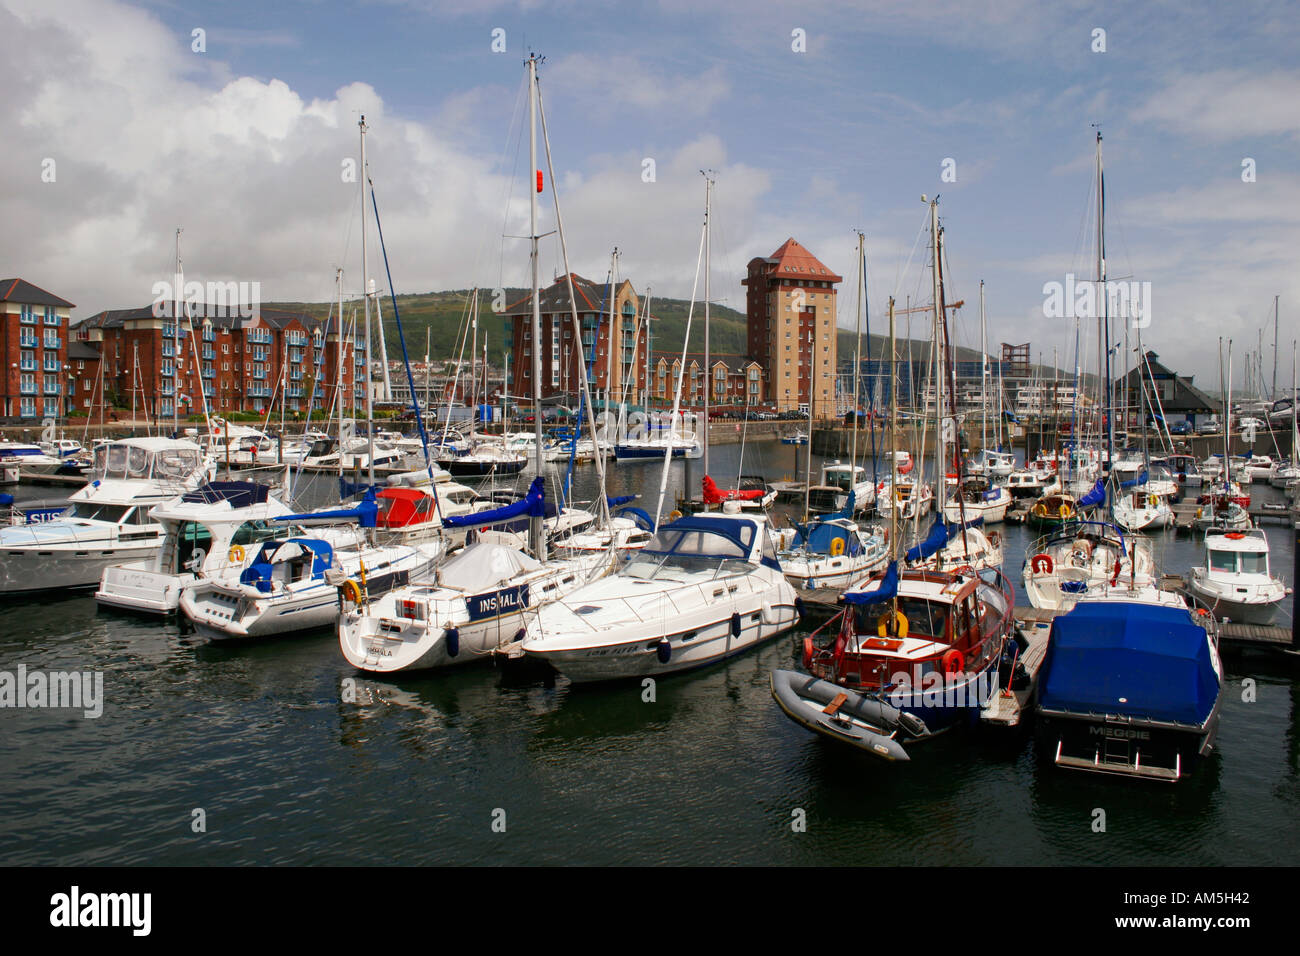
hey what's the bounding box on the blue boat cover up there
[842,560,899,605]
[182,481,270,507]
[905,516,948,562]
[1038,602,1220,726]
[1078,479,1106,508]
[615,506,654,530]
[275,487,379,528]
[442,476,545,528]
[1120,470,1150,489]
[806,521,859,557]
[607,494,637,508]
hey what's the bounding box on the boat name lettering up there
[1089,726,1150,740]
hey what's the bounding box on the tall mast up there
[359,115,375,486]
[928,197,942,489]
[173,228,182,435]
[850,231,864,479]
[979,279,987,463]
[702,170,713,474]
[1094,129,1114,480]
[527,53,545,560]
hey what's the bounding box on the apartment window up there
[20,374,36,394]
[20,397,35,417]
[20,350,35,371]
[44,330,60,349]
[20,329,37,348]
[222,343,229,354]
[43,354,59,372]
[44,308,60,326]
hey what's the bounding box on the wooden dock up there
[1172,499,1298,531]
[981,613,1053,727]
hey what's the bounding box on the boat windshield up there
[1209,549,1237,572]
[622,524,754,579]
[1239,551,1268,575]
[856,597,950,642]
[70,502,132,523]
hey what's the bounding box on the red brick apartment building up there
[648,353,765,407]
[0,278,75,423]
[742,239,841,416]
[504,274,650,407]
[72,303,363,421]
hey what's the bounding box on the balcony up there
[19,333,38,348]
[202,347,215,360]
[20,382,37,395]
[43,359,60,373]
[19,359,36,372]
[44,337,61,350]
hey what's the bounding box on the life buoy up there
[829,537,845,557]
[1030,553,1053,574]
[941,648,965,674]
[1225,532,1245,539]
[802,637,814,670]
[667,509,682,522]
[1058,504,1071,518]
[340,579,364,605]
[1195,608,1210,617]
[228,544,245,564]
[878,610,909,638]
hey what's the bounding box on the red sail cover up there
[703,475,763,504]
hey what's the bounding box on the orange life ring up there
[1030,553,1053,574]
[941,648,965,674]
[228,544,246,564]
[1196,608,1210,617]
[1225,532,1245,539]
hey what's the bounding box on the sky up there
[3,0,1298,386]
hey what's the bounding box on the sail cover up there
[703,475,764,503]
[442,476,546,528]
[905,516,948,562]
[1078,479,1106,508]
[841,561,899,606]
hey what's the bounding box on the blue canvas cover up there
[806,522,858,557]
[1078,479,1107,508]
[443,477,545,528]
[905,516,948,562]
[182,481,270,507]
[1038,601,1220,726]
[842,561,899,606]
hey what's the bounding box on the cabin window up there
[231,520,285,548]
[1209,551,1236,573]
[1239,552,1266,575]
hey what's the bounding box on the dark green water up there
[2,441,1297,865]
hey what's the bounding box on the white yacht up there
[1111,487,1175,532]
[521,511,800,682]
[181,535,446,641]
[943,475,1010,524]
[95,479,295,614]
[339,543,607,673]
[1187,527,1287,624]
[1022,521,1159,612]
[0,438,213,593]
[777,516,888,590]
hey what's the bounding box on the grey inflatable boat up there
[770,669,930,761]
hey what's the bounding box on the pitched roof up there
[744,239,842,284]
[659,352,758,373]
[503,274,633,316]
[0,278,74,308]
[67,340,100,361]
[1120,350,1219,414]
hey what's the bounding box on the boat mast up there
[359,115,375,487]
[1274,295,1280,401]
[980,279,987,464]
[527,53,546,560]
[335,267,344,480]
[173,228,182,436]
[702,170,713,475]
[1095,129,1114,483]
[850,231,864,484]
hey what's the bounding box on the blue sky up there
[3,0,1298,385]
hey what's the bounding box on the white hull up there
[0,543,159,593]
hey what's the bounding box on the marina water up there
[2,440,1296,865]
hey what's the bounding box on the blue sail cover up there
[842,561,899,606]
[443,476,546,528]
[1120,470,1150,489]
[1078,479,1106,508]
[805,521,859,557]
[1038,602,1219,726]
[274,487,379,528]
[905,516,948,562]
[607,494,637,508]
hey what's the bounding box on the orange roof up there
[747,239,842,285]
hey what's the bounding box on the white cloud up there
[1130,69,1300,143]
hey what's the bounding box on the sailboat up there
[338,55,611,673]
[771,283,1016,760]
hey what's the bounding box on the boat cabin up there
[239,538,334,592]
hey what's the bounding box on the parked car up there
[1169,421,1192,435]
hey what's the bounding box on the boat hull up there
[0,543,159,594]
